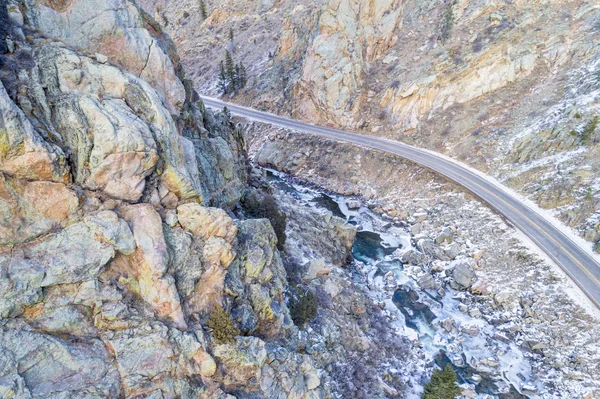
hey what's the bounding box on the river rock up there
[494,290,514,308]
[417,238,449,261]
[346,199,361,209]
[444,242,462,259]
[435,226,454,244]
[451,261,477,289]
[418,273,436,290]
[461,323,479,337]
[401,248,426,266]
[441,317,457,333]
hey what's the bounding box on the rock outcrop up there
[32,0,186,114]
[0,81,69,183]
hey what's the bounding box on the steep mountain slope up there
[138,0,600,251]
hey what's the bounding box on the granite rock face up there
[0,82,69,183]
[0,172,79,245]
[229,219,293,338]
[0,329,121,398]
[30,43,198,202]
[32,0,186,114]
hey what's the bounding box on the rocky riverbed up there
[248,126,600,398]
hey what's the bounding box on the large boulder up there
[84,210,136,255]
[451,260,477,290]
[0,220,115,318]
[213,337,268,392]
[105,327,175,397]
[228,219,292,337]
[281,203,356,268]
[33,222,116,286]
[174,203,238,314]
[29,44,201,201]
[177,203,238,242]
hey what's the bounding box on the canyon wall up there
[139,0,600,251]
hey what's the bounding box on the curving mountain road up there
[201,96,600,309]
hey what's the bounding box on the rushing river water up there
[265,169,535,398]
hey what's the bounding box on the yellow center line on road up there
[452,168,600,287]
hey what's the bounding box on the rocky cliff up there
[0,1,404,398]
[138,0,600,252]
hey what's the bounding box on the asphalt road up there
[201,96,600,309]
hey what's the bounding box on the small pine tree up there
[222,106,231,120]
[422,365,461,399]
[239,62,247,87]
[582,116,599,145]
[229,27,234,42]
[197,98,206,115]
[207,305,240,344]
[440,3,454,42]
[218,61,228,94]
[224,50,236,91]
[199,0,207,19]
[290,290,318,327]
[197,99,206,123]
[234,63,241,89]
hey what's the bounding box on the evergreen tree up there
[222,106,231,121]
[199,0,207,19]
[197,98,206,117]
[229,27,234,41]
[239,62,247,87]
[224,50,235,91]
[234,63,241,89]
[218,61,228,94]
[422,365,461,399]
